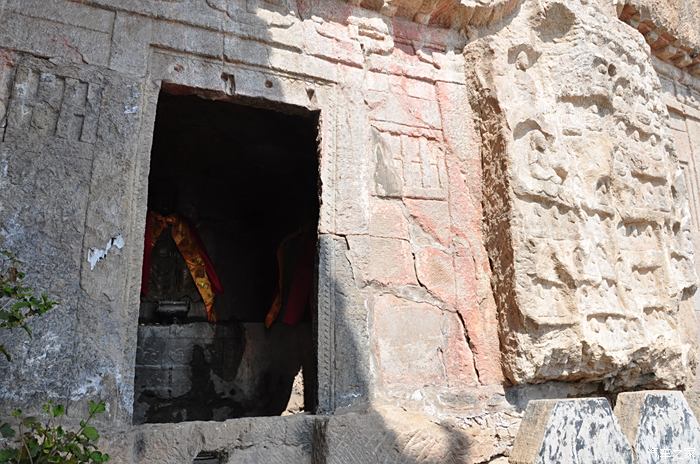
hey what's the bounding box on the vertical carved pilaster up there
[316,233,336,414]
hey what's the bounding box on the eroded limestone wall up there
[0,0,698,462]
[468,0,698,389]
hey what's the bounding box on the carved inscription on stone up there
[6,65,102,143]
[373,130,447,200]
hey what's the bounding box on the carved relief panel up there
[472,1,697,388]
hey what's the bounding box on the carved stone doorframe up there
[125,48,341,420]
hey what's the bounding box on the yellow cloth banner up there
[146,212,217,322]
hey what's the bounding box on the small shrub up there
[0,251,57,361]
[0,253,109,463]
[0,400,110,463]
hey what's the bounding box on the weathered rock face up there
[467,0,698,389]
[0,0,698,462]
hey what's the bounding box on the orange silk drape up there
[141,212,223,322]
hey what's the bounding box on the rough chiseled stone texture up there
[614,391,700,464]
[467,0,698,389]
[510,398,634,464]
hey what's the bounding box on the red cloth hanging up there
[265,227,315,328]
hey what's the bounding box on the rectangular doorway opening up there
[133,88,320,424]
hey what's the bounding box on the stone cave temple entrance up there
[133,88,320,425]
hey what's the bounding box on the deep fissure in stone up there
[133,90,320,424]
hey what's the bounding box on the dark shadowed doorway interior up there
[133,89,320,424]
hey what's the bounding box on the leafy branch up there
[0,251,56,361]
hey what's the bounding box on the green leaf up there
[88,401,106,415]
[10,300,30,311]
[26,438,40,458]
[0,448,18,462]
[0,422,15,438]
[52,404,65,418]
[82,426,99,441]
[22,416,38,427]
